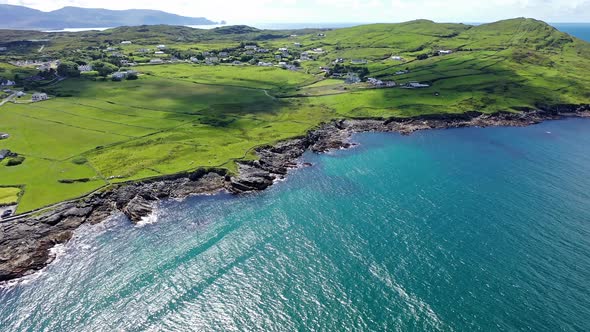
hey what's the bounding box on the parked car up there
[1,210,12,218]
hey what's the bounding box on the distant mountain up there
[0,5,218,30]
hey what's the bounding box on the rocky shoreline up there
[1,105,588,282]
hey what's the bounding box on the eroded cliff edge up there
[1,106,588,282]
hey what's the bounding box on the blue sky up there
[2,0,589,23]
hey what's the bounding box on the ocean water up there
[1,118,589,331]
[552,23,590,42]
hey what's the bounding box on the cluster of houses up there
[0,79,15,87]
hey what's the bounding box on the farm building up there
[32,93,48,102]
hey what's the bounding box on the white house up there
[106,47,117,51]
[16,91,25,97]
[190,57,200,63]
[157,45,167,49]
[154,51,165,55]
[244,45,257,50]
[0,79,15,86]
[79,64,93,72]
[121,41,132,44]
[150,59,164,64]
[258,61,273,67]
[438,50,453,55]
[256,48,269,53]
[406,82,430,88]
[32,93,48,102]
[219,51,229,57]
[0,133,9,139]
[391,56,403,61]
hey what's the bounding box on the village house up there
[150,59,164,64]
[0,149,10,161]
[244,45,257,50]
[78,64,93,72]
[438,50,453,55]
[111,72,127,81]
[157,45,166,50]
[138,48,150,53]
[313,48,324,53]
[0,133,9,140]
[205,57,219,64]
[219,52,229,57]
[345,73,361,84]
[106,47,117,52]
[391,56,403,61]
[333,58,344,64]
[294,43,302,47]
[300,53,312,61]
[256,48,269,53]
[351,59,368,65]
[155,51,165,55]
[120,60,130,66]
[405,82,430,88]
[190,57,200,63]
[232,60,242,65]
[258,61,273,67]
[317,33,326,37]
[244,50,255,55]
[274,55,282,61]
[121,41,132,44]
[32,93,48,102]
[16,91,26,97]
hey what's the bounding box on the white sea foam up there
[135,209,160,227]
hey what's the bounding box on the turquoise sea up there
[1,118,589,331]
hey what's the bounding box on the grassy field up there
[0,18,588,213]
[0,187,21,205]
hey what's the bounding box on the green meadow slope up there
[0,18,588,213]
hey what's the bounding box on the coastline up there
[1,105,588,283]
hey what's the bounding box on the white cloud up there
[0,0,588,23]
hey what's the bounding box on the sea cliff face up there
[0,105,588,282]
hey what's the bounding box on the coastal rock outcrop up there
[1,106,588,282]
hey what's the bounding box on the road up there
[0,93,16,107]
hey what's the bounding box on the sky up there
[1,0,589,23]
